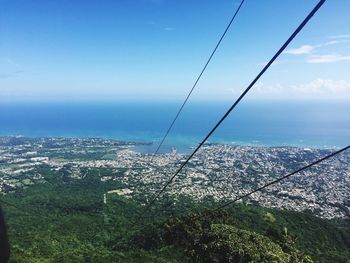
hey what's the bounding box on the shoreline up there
[0,135,341,154]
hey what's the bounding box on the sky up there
[0,0,350,102]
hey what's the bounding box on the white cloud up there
[307,54,350,63]
[285,45,315,55]
[4,58,20,68]
[328,34,350,39]
[253,82,264,91]
[291,79,350,95]
[284,37,350,58]
[164,27,176,31]
[283,40,350,64]
[252,79,350,99]
[323,39,349,46]
[0,58,23,78]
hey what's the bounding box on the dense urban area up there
[1,136,349,219]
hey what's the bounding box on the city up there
[1,136,348,219]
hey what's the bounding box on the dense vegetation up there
[1,171,349,262]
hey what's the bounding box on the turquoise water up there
[0,101,349,153]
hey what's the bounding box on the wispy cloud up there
[285,41,349,55]
[285,45,315,55]
[284,35,350,64]
[291,79,350,95]
[323,39,349,46]
[148,21,175,32]
[4,58,20,68]
[0,58,23,78]
[307,54,350,63]
[328,34,350,39]
[251,79,350,99]
[164,27,176,31]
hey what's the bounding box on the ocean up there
[0,100,349,153]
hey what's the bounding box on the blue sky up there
[0,0,349,101]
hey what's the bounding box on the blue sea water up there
[0,101,349,153]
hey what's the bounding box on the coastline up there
[0,134,341,155]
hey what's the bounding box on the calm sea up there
[0,101,348,153]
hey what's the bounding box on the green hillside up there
[1,174,349,262]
